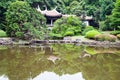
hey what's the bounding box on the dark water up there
[0,44,120,80]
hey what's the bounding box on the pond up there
[0,44,120,80]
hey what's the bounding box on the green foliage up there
[104,0,120,30]
[49,33,63,39]
[99,21,107,31]
[15,32,24,39]
[0,0,16,30]
[0,30,7,37]
[85,30,100,39]
[82,26,95,35]
[99,0,115,21]
[103,16,113,30]
[85,47,96,55]
[110,31,120,35]
[68,1,83,16]
[23,0,115,22]
[50,16,83,39]
[117,34,120,40]
[67,0,115,22]
[110,0,120,28]
[23,0,66,13]
[5,1,46,39]
[95,34,117,42]
[64,31,74,36]
[0,0,117,38]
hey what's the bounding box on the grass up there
[0,30,7,37]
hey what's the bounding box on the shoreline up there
[30,39,120,48]
[0,38,120,48]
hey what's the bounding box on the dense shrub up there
[117,34,120,40]
[110,31,120,35]
[0,30,7,37]
[50,16,84,39]
[82,26,95,35]
[100,16,114,31]
[64,31,74,36]
[49,33,63,39]
[15,32,24,38]
[85,30,100,39]
[99,21,107,31]
[95,34,117,42]
[6,1,46,40]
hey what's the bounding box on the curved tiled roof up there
[36,5,62,17]
[45,9,62,17]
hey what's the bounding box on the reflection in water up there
[0,75,8,80]
[45,46,53,55]
[33,71,85,80]
[0,44,120,80]
[47,55,60,64]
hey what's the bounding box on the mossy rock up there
[85,30,100,39]
[117,34,120,40]
[95,34,117,42]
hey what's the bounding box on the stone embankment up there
[0,38,13,45]
[29,39,120,48]
[0,38,120,48]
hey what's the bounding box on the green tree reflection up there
[0,44,119,80]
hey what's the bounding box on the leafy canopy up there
[6,1,46,39]
[50,16,84,39]
[110,0,120,29]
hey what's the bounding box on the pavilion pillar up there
[83,21,89,26]
[50,19,53,26]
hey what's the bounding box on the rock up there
[63,36,72,40]
[0,38,13,45]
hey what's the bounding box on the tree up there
[99,0,115,21]
[68,1,83,16]
[0,0,16,30]
[50,16,84,39]
[110,0,120,30]
[22,0,66,13]
[6,1,46,39]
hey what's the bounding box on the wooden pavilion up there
[36,5,95,27]
[36,5,62,26]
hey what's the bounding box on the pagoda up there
[36,5,62,26]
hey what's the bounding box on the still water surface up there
[0,44,120,80]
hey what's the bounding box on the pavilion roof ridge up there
[36,5,62,17]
